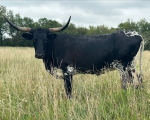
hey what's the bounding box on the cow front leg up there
[63,74,73,99]
[121,71,128,89]
[111,60,128,89]
[43,59,51,71]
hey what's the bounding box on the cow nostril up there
[35,54,43,59]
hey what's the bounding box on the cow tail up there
[139,37,144,76]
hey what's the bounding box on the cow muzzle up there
[35,54,44,59]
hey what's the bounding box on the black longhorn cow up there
[3,15,144,99]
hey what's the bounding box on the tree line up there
[1,5,150,50]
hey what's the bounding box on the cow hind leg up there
[138,73,143,88]
[127,66,143,88]
[127,67,138,88]
[121,72,128,89]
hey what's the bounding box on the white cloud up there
[1,1,150,28]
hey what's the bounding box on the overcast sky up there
[1,0,150,28]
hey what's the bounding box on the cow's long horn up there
[49,16,71,32]
[3,15,31,32]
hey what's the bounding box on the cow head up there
[3,15,71,59]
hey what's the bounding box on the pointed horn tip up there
[69,16,71,20]
[49,16,71,32]
[67,16,71,24]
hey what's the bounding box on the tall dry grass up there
[0,47,150,120]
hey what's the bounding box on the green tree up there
[118,19,139,31]
[137,19,150,33]
[137,19,150,50]
[22,17,35,28]
[38,18,62,28]
[76,26,88,35]
[6,12,22,46]
[88,25,114,35]
[0,5,7,45]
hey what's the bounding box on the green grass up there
[0,47,150,120]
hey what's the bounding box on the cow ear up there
[22,32,33,40]
[48,33,57,40]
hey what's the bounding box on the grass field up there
[0,47,150,120]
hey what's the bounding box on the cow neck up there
[44,39,55,61]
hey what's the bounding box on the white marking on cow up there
[49,67,63,79]
[126,60,139,86]
[47,65,75,78]
[47,70,50,73]
[67,66,74,73]
[110,60,125,75]
[64,66,75,76]
[124,30,140,37]
[110,59,141,88]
